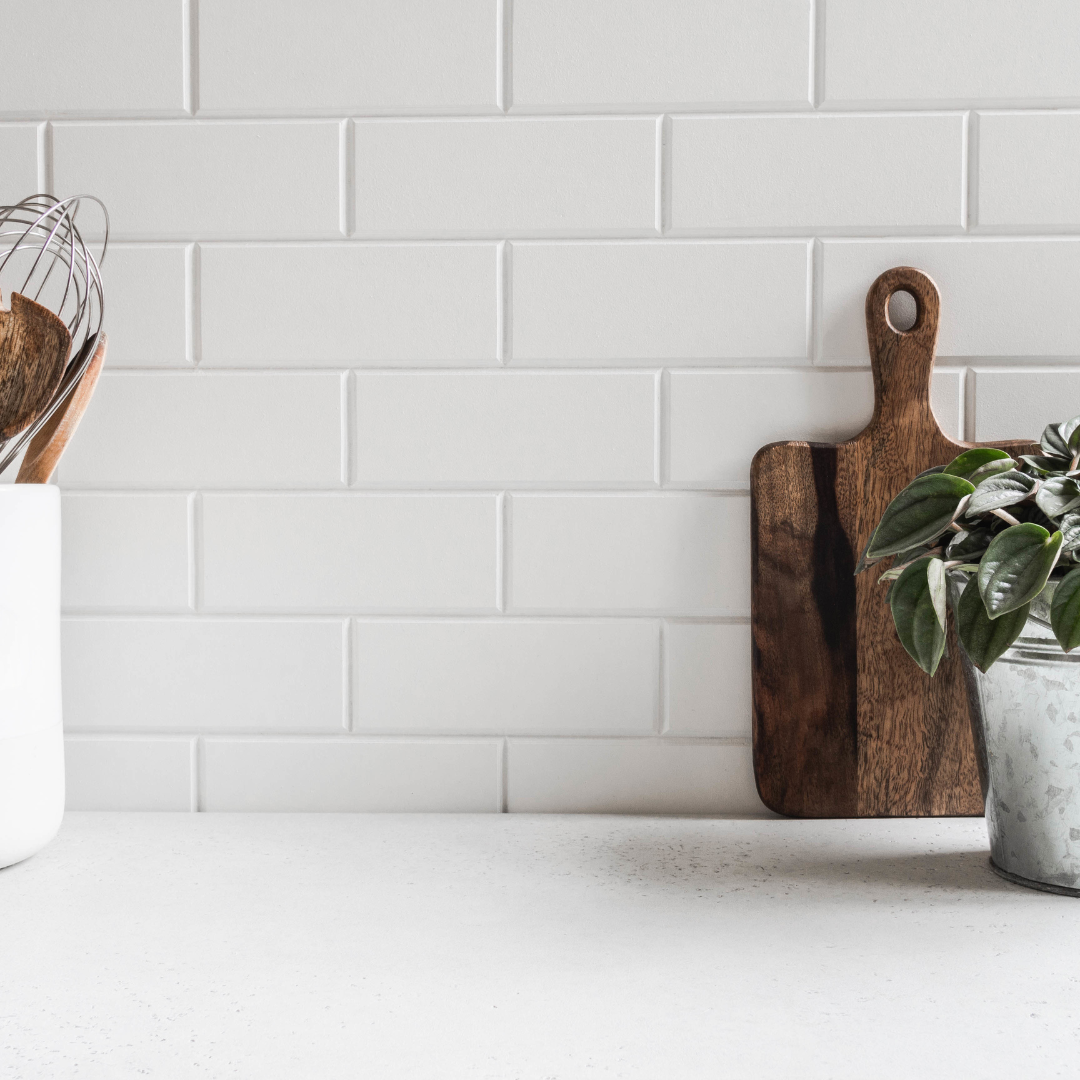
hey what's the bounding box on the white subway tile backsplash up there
[65,737,193,811]
[62,494,190,610]
[199,0,496,113]
[979,112,1080,227]
[507,738,764,814]
[201,244,497,365]
[202,738,501,811]
[670,115,964,231]
[355,371,656,484]
[354,619,658,734]
[512,242,809,362]
[56,372,343,487]
[0,125,39,199]
[973,370,1080,443]
[354,119,657,236]
[510,494,750,614]
[668,371,873,486]
[53,123,341,239]
[101,246,189,367]
[63,619,345,732]
[824,0,1080,105]
[513,0,810,108]
[202,495,497,612]
[0,1,183,116]
[665,622,751,738]
[821,240,1080,361]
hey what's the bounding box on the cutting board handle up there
[864,266,942,438]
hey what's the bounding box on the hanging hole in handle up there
[887,289,918,333]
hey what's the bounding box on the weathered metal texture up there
[960,596,1080,895]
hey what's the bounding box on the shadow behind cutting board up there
[751,267,1038,818]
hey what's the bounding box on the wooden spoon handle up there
[16,333,107,485]
[864,266,942,440]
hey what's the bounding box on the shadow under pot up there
[0,485,64,870]
[952,575,1080,895]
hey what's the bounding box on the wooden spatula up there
[17,332,106,484]
[751,267,1038,818]
[0,291,71,438]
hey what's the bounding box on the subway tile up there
[670,115,964,231]
[65,737,193,811]
[513,0,810,108]
[824,0,1080,105]
[354,118,657,236]
[55,372,343,487]
[820,240,1080,360]
[0,125,39,200]
[201,244,496,365]
[665,622,751,738]
[200,0,496,113]
[668,371,873,485]
[667,369,960,483]
[509,494,750,614]
[979,112,1080,227]
[512,241,808,362]
[202,738,501,811]
[507,738,764,814]
[0,1,183,116]
[354,620,658,734]
[202,494,497,612]
[355,371,656,484]
[62,494,190,610]
[63,619,345,732]
[53,122,340,239]
[972,370,1080,443]
[102,246,188,367]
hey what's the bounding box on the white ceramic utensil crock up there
[0,485,63,869]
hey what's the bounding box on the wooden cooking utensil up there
[0,291,71,438]
[751,267,1038,818]
[17,332,106,484]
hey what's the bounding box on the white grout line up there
[182,0,199,116]
[186,491,198,611]
[191,492,204,612]
[194,735,205,811]
[339,118,355,237]
[967,110,980,231]
[341,370,354,486]
[500,737,509,812]
[185,242,202,365]
[497,0,512,112]
[811,0,826,108]
[35,121,52,193]
[342,619,353,732]
[964,366,978,442]
[654,370,666,487]
[809,237,823,363]
[657,621,668,734]
[495,491,506,612]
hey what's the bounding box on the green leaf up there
[1051,567,1080,652]
[965,470,1035,517]
[1059,512,1080,552]
[968,458,1018,485]
[1061,415,1080,453]
[946,526,992,561]
[1042,423,1071,460]
[955,576,1030,672]
[1036,476,1080,519]
[890,557,948,675]
[1021,455,1069,475]
[978,523,1063,618]
[866,474,976,559]
[914,465,946,479]
[942,447,1011,480]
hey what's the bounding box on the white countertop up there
[3,813,1079,1079]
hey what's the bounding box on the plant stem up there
[947,522,964,533]
[991,508,1022,526]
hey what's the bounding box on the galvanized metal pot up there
[953,579,1080,895]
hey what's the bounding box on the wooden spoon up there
[0,292,71,438]
[17,332,106,484]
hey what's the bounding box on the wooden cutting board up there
[751,266,1037,818]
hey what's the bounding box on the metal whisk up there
[0,194,107,475]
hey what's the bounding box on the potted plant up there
[859,417,1080,895]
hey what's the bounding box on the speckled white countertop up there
[3,813,1079,1079]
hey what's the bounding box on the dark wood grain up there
[17,332,106,484]
[0,292,71,438]
[751,267,1038,818]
